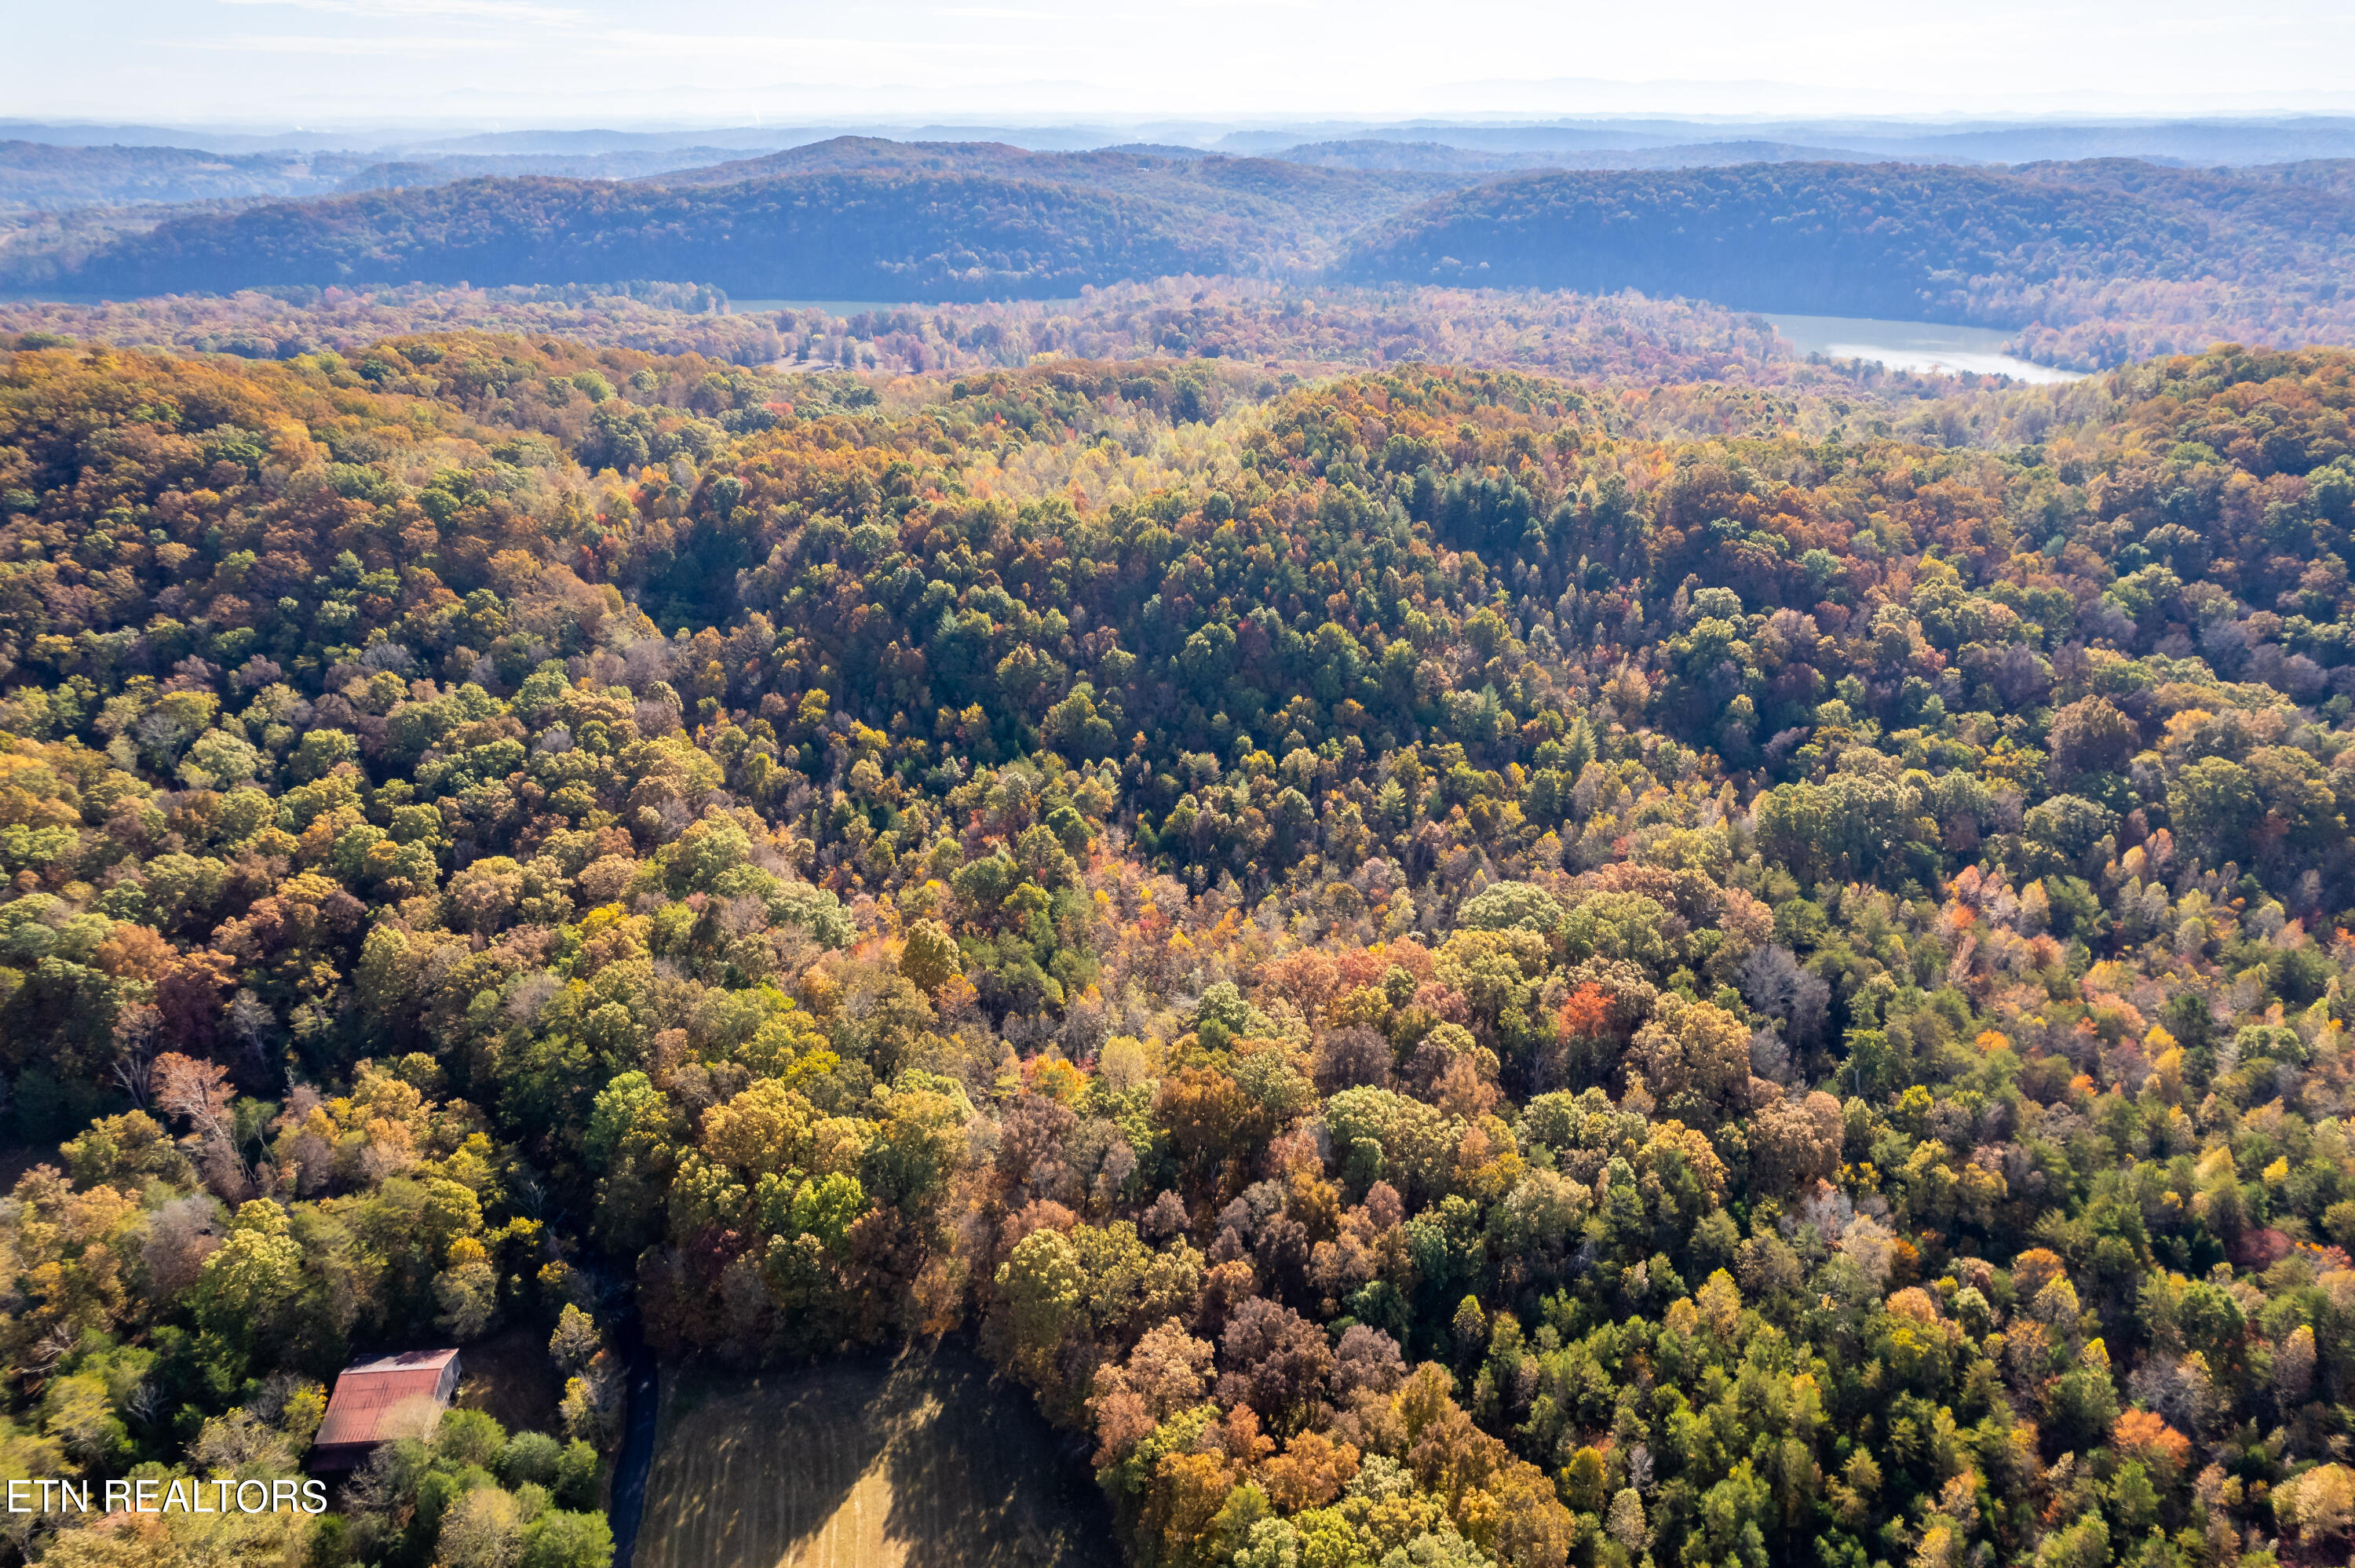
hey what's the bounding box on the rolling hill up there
[1331,158,2355,326]
[16,141,2355,366]
[648,137,1470,255]
[10,305,2355,1568]
[0,140,372,214]
[6,140,1473,302]
[6,170,1261,301]
[0,140,798,216]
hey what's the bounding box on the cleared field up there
[636,1343,1110,1568]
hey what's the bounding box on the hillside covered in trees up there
[0,144,1470,304]
[1334,160,2355,363]
[0,140,862,217]
[10,151,2355,373]
[0,144,374,217]
[0,170,1267,304]
[5,323,2355,1568]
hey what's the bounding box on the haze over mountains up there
[0,141,783,214]
[13,111,2355,212]
[4,135,2350,355]
[14,111,2355,159]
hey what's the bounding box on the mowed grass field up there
[635,1342,1111,1568]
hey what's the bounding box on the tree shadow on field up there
[644,1340,1108,1568]
[878,1343,1111,1568]
[641,1358,883,1568]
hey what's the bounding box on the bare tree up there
[111,1003,162,1108]
[151,1052,253,1200]
[144,1194,227,1293]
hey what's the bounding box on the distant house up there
[311,1348,462,1471]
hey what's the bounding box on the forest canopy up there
[5,321,2355,1568]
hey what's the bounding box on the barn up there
[311,1348,462,1471]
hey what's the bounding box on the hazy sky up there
[16,0,2355,128]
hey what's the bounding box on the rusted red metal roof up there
[315,1349,461,1453]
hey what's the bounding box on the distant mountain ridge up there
[6,139,1478,301]
[0,140,789,213]
[0,141,374,213]
[645,137,1470,232]
[1329,159,2355,324]
[12,141,2355,365]
[1272,139,1886,173]
[8,170,1260,301]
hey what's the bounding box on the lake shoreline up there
[1766,312,2087,383]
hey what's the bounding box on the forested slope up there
[23,149,2355,373]
[651,139,1472,244]
[5,329,2355,1568]
[7,172,1259,301]
[1336,161,2355,364]
[9,144,1466,303]
[0,140,842,216]
[654,136,1462,206]
[0,142,374,215]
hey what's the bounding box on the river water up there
[1766,313,2087,384]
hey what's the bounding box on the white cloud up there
[180,29,498,53]
[215,0,583,22]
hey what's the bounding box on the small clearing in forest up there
[637,1342,1108,1568]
